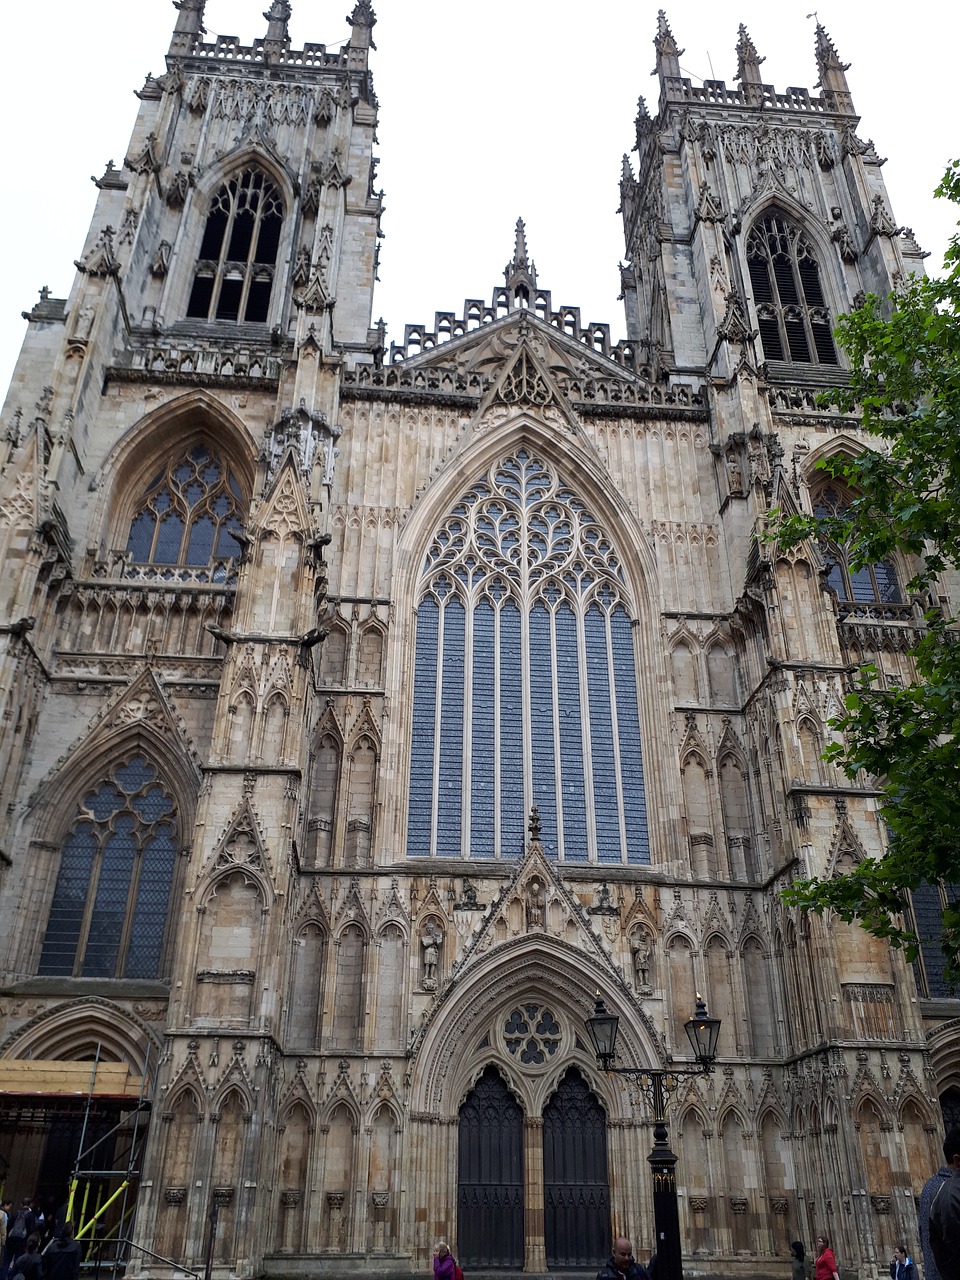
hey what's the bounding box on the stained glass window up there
[38,756,178,979]
[186,169,283,324]
[747,211,838,366]
[407,450,650,863]
[126,442,246,574]
[911,880,960,999]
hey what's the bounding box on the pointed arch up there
[0,997,159,1072]
[287,919,328,1051]
[741,197,846,366]
[387,414,670,868]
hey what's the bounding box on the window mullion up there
[605,607,629,865]
[117,843,144,977]
[462,590,474,859]
[74,843,103,976]
[429,599,444,858]
[577,597,597,861]
[520,508,533,836]
[550,603,565,860]
[493,602,502,860]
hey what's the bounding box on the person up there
[921,1130,960,1280]
[596,1236,650,1280]
[0,1199,12,1280]
[433,1241,456,1280]
[791,1241,807,1280]
[41,1225,80,1280]
[889,1244,916,1280]
[8,1236,41,1280]
[5,1204,36,1270]
[814,1235,839,1280]
[929,1128,960,1280]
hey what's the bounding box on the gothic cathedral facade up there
[0,4,954,1278]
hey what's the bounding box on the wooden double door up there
[457,1065,610,1270]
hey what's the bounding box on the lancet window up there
[747,211,838,365]
[910,880,960,999]
[38,756,178,979]
[811,483,902,606]
[407,450,650,862]
[186,169,283,324]
[126,442,246,581]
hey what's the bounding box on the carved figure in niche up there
[526,878,546,930]
[725,445,743,495]
[633,935,653,990]
[420,923,442,990]
[460,878,478,909]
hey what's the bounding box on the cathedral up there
[0,3,956,1278]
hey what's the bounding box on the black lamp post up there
[586,994,720,1280]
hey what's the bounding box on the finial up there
[263,0,292,42]
[654,10,683,82]
[813,21,853,110]
[621,154,635,182]
[735,24,765,86]
[504,218,538,297]
[528,805,542,843]
[347,1,377,50]
[169,0,205,56]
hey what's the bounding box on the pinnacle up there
[512,218,529,272]
[263,0,292,41]
[814,21,850,71]
[504,219,537,292]
[735,22,765,83]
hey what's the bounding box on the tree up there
[774,162,960,978]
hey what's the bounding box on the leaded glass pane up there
[126,443,246,577]
[408,451,649,863]
[38,757,178,978]
[187,169,283,324]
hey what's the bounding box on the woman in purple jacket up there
[434,1242,456,1280]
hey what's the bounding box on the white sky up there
[1,1,957,396]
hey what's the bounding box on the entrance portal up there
[457,1067,524,1269]
[543,1068,610,1268]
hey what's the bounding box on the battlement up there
[663,77,832,115]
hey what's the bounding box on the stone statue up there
[421,924,442,989]
[526,878,546,930]
[633,937,652,988]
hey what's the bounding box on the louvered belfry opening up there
[747,211,838,366]
[187,169,283,324]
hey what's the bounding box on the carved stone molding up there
[212,1187,235,1207]
[326,1192,346,1210]
[280,1190,301,1209]
[689,1197,708,1212]
[371,1191,389,1209]
[730,1197,748,1214]
[770,1197,788,1215]
[871,1195,891,1214]
[164,1187,187,1206]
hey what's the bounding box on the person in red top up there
[814,1235,840,1280]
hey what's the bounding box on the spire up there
[347,1,377,51]
[735,24,764,86]
[654,10,683,82]
[503,219,538,300]
[169,0,205,57]
[814,23,855,112]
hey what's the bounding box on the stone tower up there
[0,6,954,1279]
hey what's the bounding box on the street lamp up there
[586,994,720,1280]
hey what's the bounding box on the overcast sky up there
[1,1,957,396]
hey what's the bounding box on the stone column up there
[523,1116,546,1273]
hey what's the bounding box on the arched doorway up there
[543,1067,610,1267]
[457,1066,524,1268]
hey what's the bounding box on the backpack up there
[454,1265,464,1280]
[8,1212,28,1241]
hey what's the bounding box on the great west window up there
[407,451,650,862]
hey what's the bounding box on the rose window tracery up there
[503,1004,562,1065]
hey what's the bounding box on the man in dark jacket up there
[596,1237,650,1280]
[41,1225,80,1280]
[929,1128,960,1280]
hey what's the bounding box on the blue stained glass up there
[585,607,621,863]
[126,511,157,562]
[438,600,465,856]
[611,607,650,864]
[85,783,126,820]
[529,604,558,857]
[186,515,216,565]
[555,605,587,860]
[126,827,178,978]
[913,881,960,998]
[38,827,96,976]
[499,603,524,858]
[115,757,152,795]
[154,513,185,565]
[408,598,439,856]
[471,601,496,855]
[83,815,138,978]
